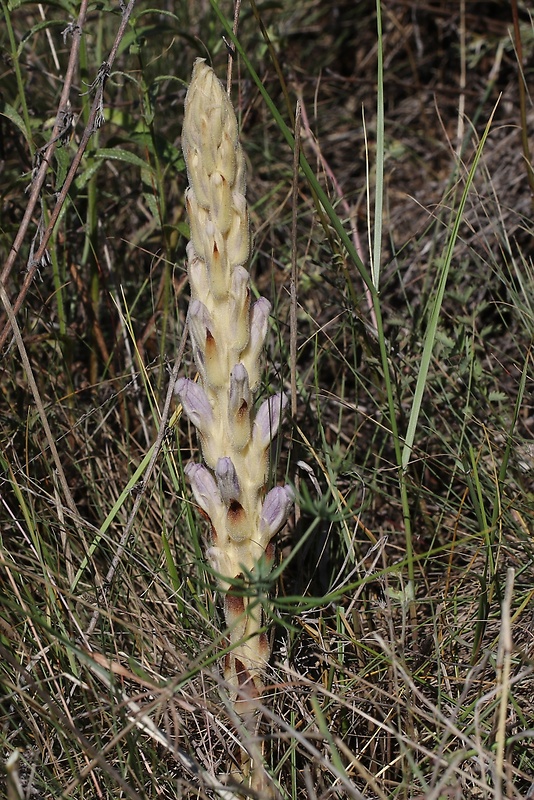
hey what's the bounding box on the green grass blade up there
[371,0,384,291]
[71,444,155,592]
[401,110,497,471]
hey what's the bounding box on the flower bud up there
[249,297,271,347]
[185,462,225,524]
[186,190,210,262]
[231,266,251,353]
[187,242,210,302]
[242,297,271,389]
[210,171,233,235]
[226,192,249,267]
[188,299,211,354]
[184,147,211,208]
[259,485,295,543]
[234,146,246,196]
[229,362,251,413]
[206,98,224,153]
[228,364,252,450]
[198,113,218,176]
[188,298,227,389]
[175,378,213,436]
[216,131,238,186]
[204,223,230,299]
[216,457,241,505]
[253,392,288,451]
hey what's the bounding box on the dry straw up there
[176,59,293,710]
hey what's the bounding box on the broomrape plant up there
[176,59,293,709]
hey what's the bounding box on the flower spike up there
[179,59,293,712]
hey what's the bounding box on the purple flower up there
[259,485,294,541]
[175,378,213,435]
[216,457,241,504]
[241,297,271,389]
[188,299,212,350]
[253,393,288,451]
[185,462,224,521]
[229,363,250,414]
[249,298,271,354]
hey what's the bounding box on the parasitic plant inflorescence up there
[176,59,293,708]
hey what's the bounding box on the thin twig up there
[456,0,466,154]
[225,0,241,95]
[511,0,534,212]
[290,101,301,420]
[0,0,138,351]
[0,0,88,290]
[290,101,301,524]
[494,566,515,800]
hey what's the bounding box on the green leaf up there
[75,160,103,190]
[143,190,159,220]
[151,74,188,88]
[401,109,497,471]
[94,147,155,173]
[18,19,66,57]
[174,221,190,238]
[135,8,180,21]
[54,145,70,188]
[1,101,30,143]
